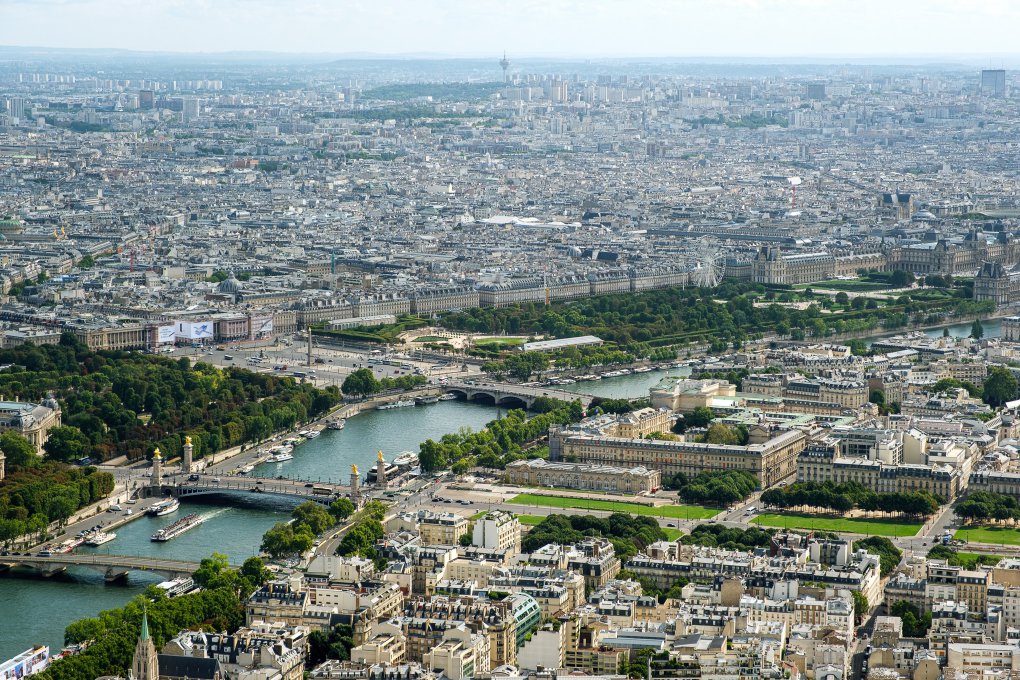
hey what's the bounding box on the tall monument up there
[182,436,193,474]
[149,447,162,489]
[376,450,387,487]
[130,608,159,680]
[350,464,360,505]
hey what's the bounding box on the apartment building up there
[471,511,521,554]
[503,459,661,494]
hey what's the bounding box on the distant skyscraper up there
[138,89,155,110]
[806,83,827,100]
[499,52,511,83]
[181,96,200,123]
[6,97,25,123]
[981,69,1006,97]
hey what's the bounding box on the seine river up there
[0,341,983,659]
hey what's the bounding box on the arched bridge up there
[445,381,593,409]
[0,553,221,582]
[161,474,349,506]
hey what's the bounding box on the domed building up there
[215,271,243,302]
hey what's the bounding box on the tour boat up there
[151,513,203,542]
[377,399,415,410]
[415,395,439,405]
[304,430,320,439]
[327,418,346,430]
[437,393,458,401]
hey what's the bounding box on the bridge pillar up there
[39,564,67,578]
[105,568,129,582]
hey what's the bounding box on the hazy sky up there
[1,0,1018,59]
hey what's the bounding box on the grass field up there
[518,515,546,526]
[953,552,1002,569]
[955,526,1020,546]
[752,513,921,537]
[662,527,683,540]
[509,493,720,519]
[475,337,525,347]
[413,335,449,343]
[795,280,889,292]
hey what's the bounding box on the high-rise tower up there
[499,52,511,83]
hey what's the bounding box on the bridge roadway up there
[162,473,349,505]
[0,553,217,581]
[445,380,593,408]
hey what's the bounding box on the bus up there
[311,486,333,496]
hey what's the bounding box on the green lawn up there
[953,552,1002,569]
[518,515,546,526]
[752,513,921,537]
[413,335,449,343]
[955,526,1020,546]
[475,337,524,347]
[509,493,720,519]
[795,280,889,292]
[662,527,683,540]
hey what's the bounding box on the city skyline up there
[1,0,1020,61]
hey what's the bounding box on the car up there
[305,483,314,488]
[188,474,200,482]
[256,480,264,485]
[667,523,677,527]
[126,498,137,504]
[212,477,221,483]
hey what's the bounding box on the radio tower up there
[499,52,511,83]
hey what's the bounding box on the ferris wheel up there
[691,240,725,288]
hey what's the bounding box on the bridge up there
[160,474,350,506]
[445,380,593,408]
[0,553,219,582]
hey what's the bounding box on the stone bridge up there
[0,553,221,582]
[163,474,349,506]
[445,381,593,409]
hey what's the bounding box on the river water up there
[0,335,987,658]
[0,399,511,659]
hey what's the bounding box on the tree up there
[42,425,91,462]
[342,368,381,397]
[704,423,739,445]
[890,270,915,288]
[684,407,714,429]
[292,501,335,535]
[834,292,850,305]
[261,522,314,559]
[983,368,1019,407]
[77,254,95,270]
[971,318,984,339]
[240,556,272,592]
[851,590,869,625]
[459,533,472,547]
[329,498,356,522]
[0,431,38,469]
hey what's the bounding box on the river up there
[0,399,522,660]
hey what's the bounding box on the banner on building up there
[178,321,213,340]
[156,325,177,344]
[252,316,274,338]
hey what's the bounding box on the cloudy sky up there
[1,0,1017,59]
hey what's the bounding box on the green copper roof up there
[140,608,150,641]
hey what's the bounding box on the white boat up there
[239,464,255,474]
[377,399,415,410]
[327,418,345,430]
[438,393,458,401]
[85,531,116,546]
[147,498,180,517]
[304,430,320,439]
[633,366,652,373]
[270,451,294,463]
[298,430,312,438]
[393,451,419,466]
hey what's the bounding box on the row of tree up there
[661,470,759,506]
[418,400,585,472]
[760,481,942,517]
[340,368,427,396]
[679,523,775,550]
[956,491,1020,523]
[40,554,271,680]
[0,458,114,544]
[335,500,387,568]
[0,335,341,464]
[521,513,668,562]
